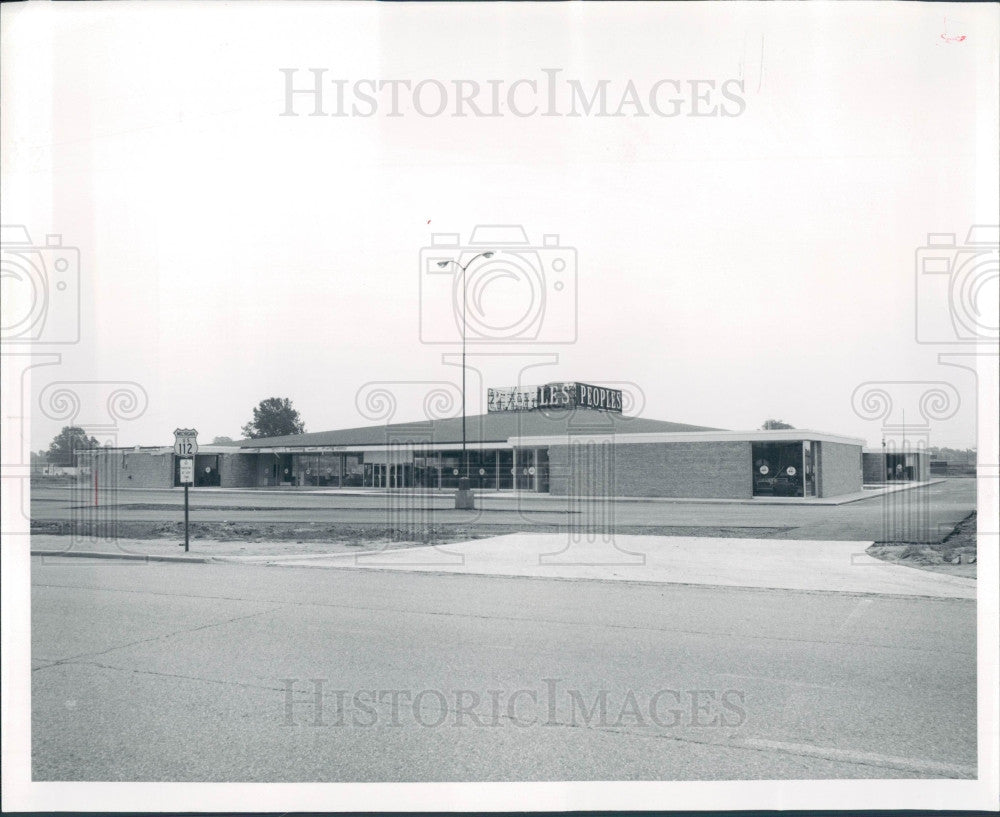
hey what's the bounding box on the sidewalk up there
[261,533,976,599]
[144,480,944,505]
[30,531,975,599]
[307,480,946,505]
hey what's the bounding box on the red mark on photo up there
[941,17,967,44]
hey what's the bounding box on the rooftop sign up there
[487,382,623,414]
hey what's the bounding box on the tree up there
[926,446,976,464]
[212,436,236,445]
[241,398,305,439]
[761,419,795,430]
[48,426,99,465]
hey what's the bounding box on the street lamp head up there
[482,251,494,259]
[437,261,451,268]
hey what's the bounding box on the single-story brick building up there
[77,382,865,500]
[862,449,931,484]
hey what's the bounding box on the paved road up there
[30,478,976,542]
[32,558,976,781]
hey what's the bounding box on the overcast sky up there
[3,2,997,452]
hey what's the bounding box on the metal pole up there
[184,484,190,552]
[882,437,887,486]
[437,252,493,489]
[462,260,467,480]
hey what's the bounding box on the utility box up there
[455,477,475,510]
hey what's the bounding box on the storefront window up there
[536,448,550,492]
[174,454,220,487]
[497,449,514,490]
[512,448,549,491]
[257,447,550,492]
[293,452,345,487]
[752,442,805,497]
[803,442,816,497]
[440,454,461,489]
[344,455,364,487]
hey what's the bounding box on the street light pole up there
[437,251,495,492]
[462,261,467,480]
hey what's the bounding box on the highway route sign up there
[174,428,198,457]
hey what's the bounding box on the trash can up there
[455,476,475,510]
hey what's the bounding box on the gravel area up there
[30,518,794,546]
[867,512,977,578]
[30,533,437,558]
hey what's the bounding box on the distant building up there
[35,464,85,477]
[862,449,931,483]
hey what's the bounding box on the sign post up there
[174,429,198,552]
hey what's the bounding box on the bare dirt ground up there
[30,518,793,544]
[30,480,978,576]
[867,511,977,578]
[29,533,429,559]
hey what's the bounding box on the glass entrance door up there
[752,442,805,497]
[803,442,816,497]
[497,449,514,490]
[515,449,534,490]
[364,463,387,488]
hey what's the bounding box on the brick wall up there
[915,452,930,481]
[818,442,862,497]
[220,453,257,488]
[82,449,173,490]
[862,452,883,484]
[86,451,261,489]
[548,440,752,498]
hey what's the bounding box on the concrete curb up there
[35,479,946,504]
[31,549,210,564]
[251,559,976,601]
[294,479,951,505]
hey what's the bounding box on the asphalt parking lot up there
[25,478,980,784]
[30,478,976,543]
[31,557,976,782]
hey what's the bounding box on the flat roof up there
[77,445,240,455]
[235,409,721,449]
[511,430,865,447]
[84,413,864,454]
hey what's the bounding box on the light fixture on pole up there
[437,251,495,506]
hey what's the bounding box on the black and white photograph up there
[1,1,998,813]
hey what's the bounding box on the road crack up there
[31,607,284,672]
